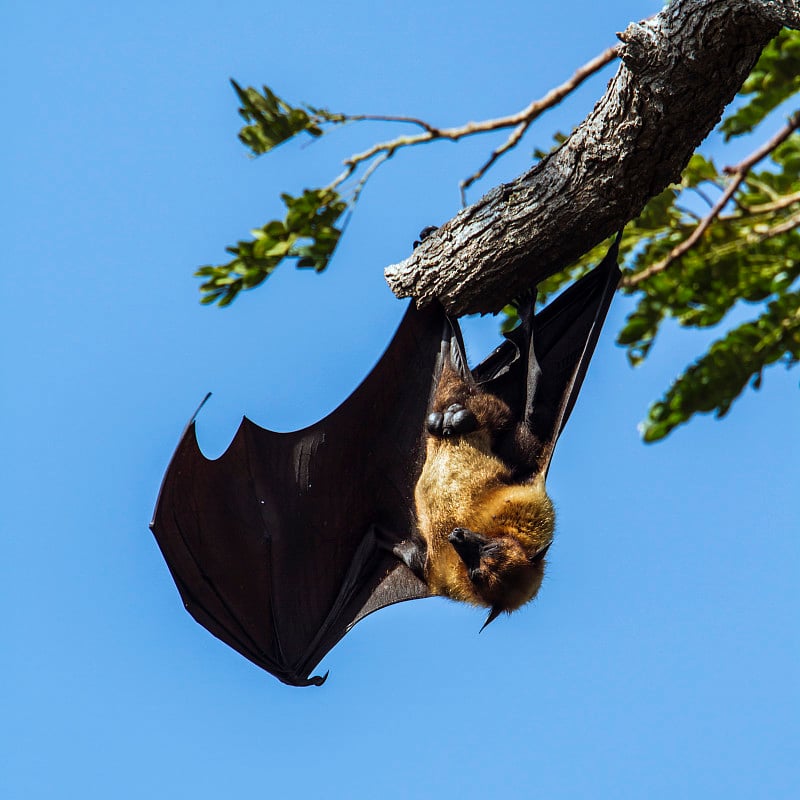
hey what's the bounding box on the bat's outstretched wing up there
[471,237,621,475]
[151,241,620,685]
[150,303,447,686]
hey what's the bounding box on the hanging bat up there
[150,239,620,686]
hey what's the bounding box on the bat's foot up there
[426,403,478,438]
[413,225,438,249]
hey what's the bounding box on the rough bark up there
[384,0,800,316]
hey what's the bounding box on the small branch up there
[756,207,800,238]
[677,208,800,262]
[691,185,717,208]
[623,113,800,289]
[727,111,800,173]
[350,151,392,205]
[739,189,800,214]
[460,122,529,208]
[623,175,746,287]
[327,45,620,201]
[459,45,620,205]
[326,161,358,193]
[346,113,440,134]
[745,175,783,203]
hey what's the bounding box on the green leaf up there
[681,153,719,187]
[197,188,347,306]
[720,30,800,139]
[640,291,800,441]
[230,80,345,156]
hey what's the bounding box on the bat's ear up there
[479,606,503,632]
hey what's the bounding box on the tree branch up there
[757,207,800,237]
[458,45,620,205]
[623,112,799,288]
[325,45,619,197]
[385,0,800,316]
[739,189,800,214]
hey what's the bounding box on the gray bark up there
[384,0,800,316]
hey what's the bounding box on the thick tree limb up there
[385,0,800,316]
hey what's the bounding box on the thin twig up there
[347,114,440,134]
[756,208,800,239]
[350,151,392,205]
[326,44,620,197]
[460,121,529,208]
[744,175,782,203]
[459,44,620,205]
[739,190,800,215]
[326,160,359,192]
[623,113,800,288]
[726,112,800,173]
[691,185,717,208]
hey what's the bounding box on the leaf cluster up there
[643,289,800,441]
[231,80,345,156]
[720,30,800,139]
[196,189,346,306]
[620,130,800,441]
[507,32,800,441]
[200,30,799,444]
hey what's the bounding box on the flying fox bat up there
[150,239,621,686]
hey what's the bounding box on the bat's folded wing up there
[150,303,446,686]
[527,238,621,473]
[470,238,621,476]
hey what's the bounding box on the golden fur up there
[414,366,555,612]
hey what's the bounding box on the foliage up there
[506,33,800,440]
[196,189,346,306]
[199,30,800,442]
[720,30,800,139]
[621,127,800,440]
[642,290,800,442]
[231,80,345,155]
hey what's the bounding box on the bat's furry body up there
[415,365,555,616]
[150,238,620,685]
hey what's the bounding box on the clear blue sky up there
[4,2,798,798]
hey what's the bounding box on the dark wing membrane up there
[150,302,445,686]
[470,238,621,475]
[524,239,621,475]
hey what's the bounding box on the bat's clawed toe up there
[426,404,477,438]
[412,225,439,248]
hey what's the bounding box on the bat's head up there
[445,475,555,622]
[447,526,552,623]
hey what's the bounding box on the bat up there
[150,239,621,686]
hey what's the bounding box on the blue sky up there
[4,2,798,798]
